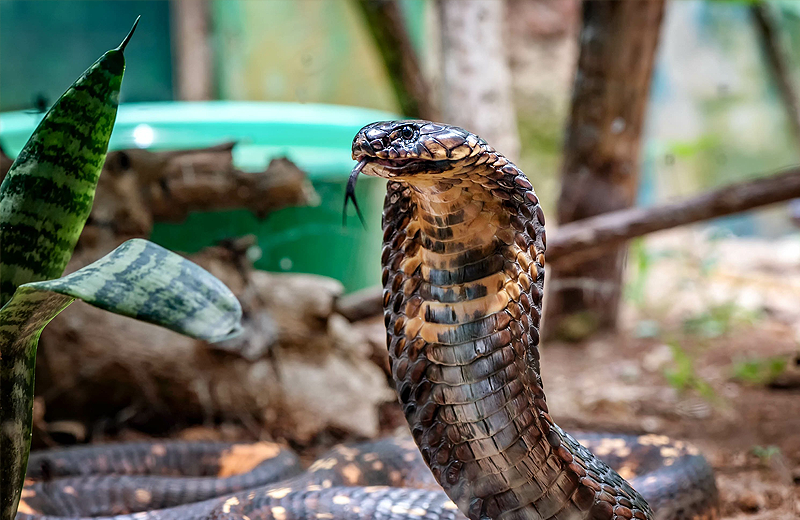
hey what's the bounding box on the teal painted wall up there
[0,0,173,111]
[0,0,428,112]
[211,0,399,111]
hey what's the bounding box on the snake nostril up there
[353,136,369,153]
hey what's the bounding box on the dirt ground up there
[541,230,800,519]
[543,330,800,520]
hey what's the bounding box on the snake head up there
[351,120,487,179]
[345,120,491,226]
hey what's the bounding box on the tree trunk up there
[544,1,665,340]
[751,2,800,149]
[437,0,520,161]
[170,0,214,101]
[355,0,437,120]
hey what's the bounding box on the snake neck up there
[381,153,652,520]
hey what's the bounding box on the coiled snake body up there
[16,121,719,520]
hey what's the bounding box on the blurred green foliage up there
[516,112,564,217]
[663,343,717,400]
[732,356,788,385]
[751,444,782,465]
[682,302,762,338]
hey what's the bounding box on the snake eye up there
[400,126,415,140]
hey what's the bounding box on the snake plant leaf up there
[0,17,139,308]
[0,238,243,520]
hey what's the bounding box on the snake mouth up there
[371,157,425,170]
[344,155,448,226]
[353,155,448,178]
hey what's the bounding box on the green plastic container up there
[0,101,398,292]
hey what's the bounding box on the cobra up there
[350,120,719,520]
[16,121,718,520]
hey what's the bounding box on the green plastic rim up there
[1,101,401,293]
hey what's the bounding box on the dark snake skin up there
[353,121,718,520]
[16,121,719,520]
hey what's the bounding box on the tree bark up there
[437,0,521,161]
[171,0,214,101]
[355,0,437,120]
[751,2,800,148]
[544,0,665,340]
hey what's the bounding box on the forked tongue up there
[343,158,369,228]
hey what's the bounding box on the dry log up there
[36,244,393,443]
[151,156,315,221]
[80,143,317,249]
[3,142,316,246]
[105,143,315,223]
[355,0,437,119]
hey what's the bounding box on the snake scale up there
[15,121,719,520]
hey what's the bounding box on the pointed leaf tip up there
[118,15,141,52]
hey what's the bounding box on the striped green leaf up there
[0,17,243,520]
[0,239,243,520]
[0,19,139,517]
[0,17,139,307]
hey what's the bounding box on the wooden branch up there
[104,143,316,220]
[150,156,315,222]
[547,165,800,269]
[355,0,437,119]
[341,165,800,321]
[76,143,317,250]
[335,286,386,322]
